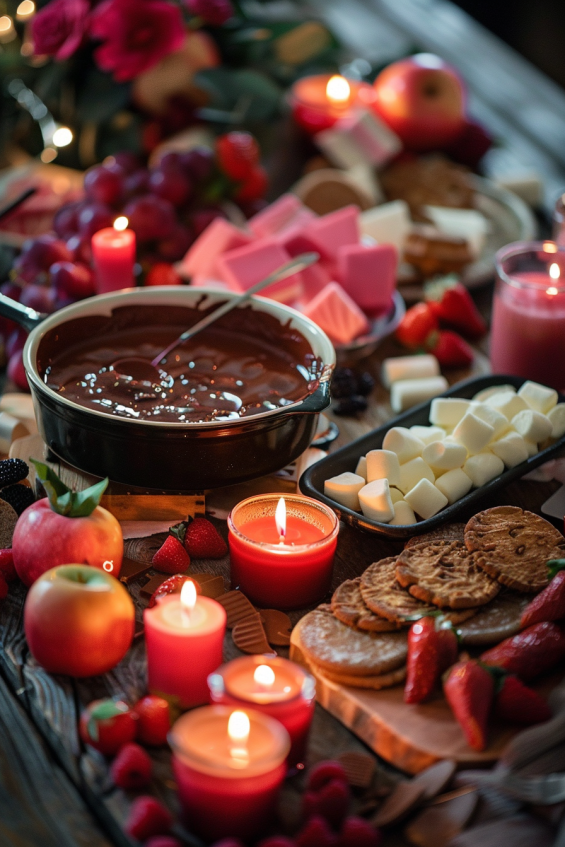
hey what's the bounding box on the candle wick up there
[181,608,191,627]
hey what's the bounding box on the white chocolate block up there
[517,381,558,415]
[355,455,367,481]
[485,391,528,420]
[366,449,401,486]
[382,427,424,463]
[410,425,446,446]
[453,412,495,454]
[463,453,504,487]
[511,410,552,443]
[324,472,365,511]
[358,478,394,522]
[398,457,435,494]
[359,200,411,256]
[381,354,440,389]
[496,173,544,208]
[430,398,472,428]
[346,164,384,205]
[473,384,516,403]
[390,376,449,413]
[315,127,369,169]
[424,206,489,258]
[548,404,565,439]
[470,403,510,440]
[390,486,404,504]
[435,468,473,505]
[422,440,467,471]
[404,479,448,520]
[389,500,417,525]
[490,431,529,468]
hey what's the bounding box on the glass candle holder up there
[208,655,316,769]
[169,705,290,842]
[490,241,565,390]
[552,193,565,246]
[288,74,376,135]
[228,493,339,609]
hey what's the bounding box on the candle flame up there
[326,75,351,104]
[228,710,250,744]
[114,216,129,231]
[549,263,560,280]
[275,497,286,539]
[17,1,35,19]
[254,664,275,687]
[180,580,197,612]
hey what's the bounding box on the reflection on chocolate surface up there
[37,302,322,424]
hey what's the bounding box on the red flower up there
[91,0,185,83]
[184,0,233,26]
[31,0,90,61]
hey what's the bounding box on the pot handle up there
[0,293,46,332]
[291,381,331,415]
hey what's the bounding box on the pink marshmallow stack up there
[217,238,303,304]
[302,282,370,346]
[178,218,253,279]
[336,242,397,316]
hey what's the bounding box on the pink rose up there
[91,0,185,83]
[32,0,90,61]
[184,0,233,26]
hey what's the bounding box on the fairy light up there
[16,1,35,19]
[52,126,73,147]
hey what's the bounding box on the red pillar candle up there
[91,216,136,294]
[170,705,290,842]
[228,493,339,609]
[208,656,316,769]
[288,73,376,135]
[144,581,226,709]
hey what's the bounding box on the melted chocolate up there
[37,302,321,424]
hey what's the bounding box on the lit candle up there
[91,216,136,294]
[170,705,290,842]
[228,493,339,609]
[208,655,316,769]
[288,73,376,135]
[144,580,226,709]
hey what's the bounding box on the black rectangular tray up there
[300,375,565,539]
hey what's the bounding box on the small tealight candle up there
[170,705,290,842]
[91,216,136,294]
[144,580,226,709]
[208,655,316,769]
[288,73,376,135]
[228,493,339,609]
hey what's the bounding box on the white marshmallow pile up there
[381,354,448,413]
[324,380,565,525]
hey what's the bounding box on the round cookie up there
[396,540,500,609]
[457,591,529,646]
[404,522,466,550]
[464,506,565,593]
[293,608,407,677]
[317,664,407,690]
[331,578,402,632]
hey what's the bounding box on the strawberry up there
[495,675,551,726]
[0,572,8,600]
[125,795,172,841]
[0,549,17,582]
[443,660,494,751]
[110,742,152,789]
[395,302,438,349]
[216,132,260,181]
[152,535,190,574]
[145,263,183,287]
[338,816,382,847]
[424,276,487,339]
[233,166,269,203]
[426,329,474,368]
[520,560,565,629]
[404,616,458,704]
[149,574,194,608]
[133,695,171,746]
[184,517,227,559]
[79,698,137,756]
[480,621,565,681]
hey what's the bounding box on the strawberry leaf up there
[547,559,565,579]
[169,521,188,544]
[31,459,108,517]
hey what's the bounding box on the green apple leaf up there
[69,478,109,517]
[30,459,108,518]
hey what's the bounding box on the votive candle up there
[91,216,136,293]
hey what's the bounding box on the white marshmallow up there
[389,500,417,525]
[424,206,489,257]
[524,439,538,457]
[398,457,435,494]
[470,403,510,440]
[473,384,516,403]
[422,440,467,471]
[359,200,411,256]
[485,391,528,420]
[404,478,448,519]
[366,449,401,486]
[390,486,404,504]
[410,425,446,446]
[324,472,366,511]
[453,412,495,454]
[381,354,440,389]
[548,404,565,439]
[382,427,424,463]
[490,431,529,468]
[358,478,394,522]
[390,376,449,413]
[429,398,472,428]
[511,410,552,443]
[517,381,558,414]
[355,455,367,481]
[463,453,504,487]
[435,468,473,505]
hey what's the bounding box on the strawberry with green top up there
[79,698,137,756]
[495,674,551,726]
[443,660,494,751]
[425,275,487,339]
[404,615,458,704]
[520,559,565,629]
[480,621,565,681]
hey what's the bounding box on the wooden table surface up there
[2,2,565,846]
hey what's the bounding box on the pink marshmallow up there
[303,206,360,262]
[300,262,331,303]
[178,218,253,279]
[248,194,306,238]
[336,243,397,315]
[217,238,303,304]
[302,281,370,346]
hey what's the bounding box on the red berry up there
[152,535,191,574]
[84,165,123,206]
[184,517,227,559]
[133,695,171,746]
[191,207,223,236]
[149,574,194,608]
[216,132,260,181]
[338,817,382,847]
[295,815,337,847]
[0,572,8,600]
[125,795,172,842]
[495,675,552,726]
[157,224,193,262]
[0,549,16,582]
[146,838,184,847]
[110,742,152,790]
[312,779,350,829]
[79,699,137,756]
[233,166,268,203]
[145,263,184,287]
[306,760,348,791]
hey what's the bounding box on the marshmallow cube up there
[218,239,302,303]
[463,453,504,487]
[398,457,435,494]
[179,218,253,279]
[485,391,528,420]
[511,410,553,443]
[470,403,510,439]
[336,242,397,314]
[453,412,495,454]
[324,472,366,511]
[390,486,404,504]
[358,478,394,522]
[359,200,411,256]
[389,500,417,525]
[490,431,529,468]
[517,381,558,415]
[423,206,489,258]
[548,404,565,439]
[430,398,472,428]
[422,440,467,472]
[410,425,446,446]
[382,354,440,388]
[382,427,424,463]
[355,455,367,481]
[390,376,449,413]
[435,468,473,505]
[366,449,401,486]
[524,439,538,456]
[301,281,370,345]
[404,479,448,520]
[248,193,305,238]
[304,205,359,263]
[473,384,516,403]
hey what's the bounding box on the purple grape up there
[122,194,176,242]
[6,327,27,359]
[105,151,142,175]
[124,169,150,198]
[77,202,114,238]
[157,151,184,172]
[157,223,194,261]
[180,147,214,183]
[20,234,72,271]
[54,201,84,238]
[19,283,56,314]
[7,349,29,392]
[65,234,92,264]
[50,261,95,300]
[191,207,224,237]
[84,165,123,206]
[148,167,192,207]
[0,281,21,302]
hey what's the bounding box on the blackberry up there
[331,368,357,399]
[0,458,29,487]
[356,372,375,396]
[1,484,35,515]
[333,395,368,416]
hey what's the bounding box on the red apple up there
[24,565,135,677]
[372,53,466,151]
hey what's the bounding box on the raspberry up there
[0,572,8,600]
[0,549,17,582]
[125,796,172,842]
[338,817,382,847]
[145,837,183,847]
[184,517,227,559]
[295,815,337,847]
[302,779,350,830]
[133,695,171,746]
[1,483,35,516]
[152,535,191,574]
[257,839,296,847]
[0,458,29,487]
[307,760,348,791]
[110,743,152,790]
[216,132,260,181]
